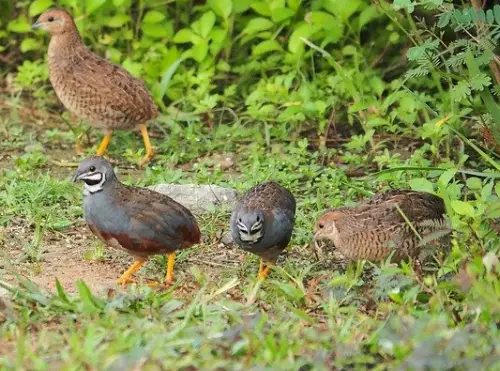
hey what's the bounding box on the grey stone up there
[0,286,9,298]
[148,184,237,215]
[221,231,234,245]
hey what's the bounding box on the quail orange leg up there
[257,259,271,279]
[96,130,113,156]
[165,252,176,284]
[138,124,154,166]
[117,259,146,286]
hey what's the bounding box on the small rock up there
[0,287,9,298]
[148,184,237,215]
[24,142,46,153]
[221,231,234,245]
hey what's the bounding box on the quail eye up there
[256,215,261,222]
[238,217,242,223]
[89,165,96,172]
[318,222,325,229]
[48,16,54,22]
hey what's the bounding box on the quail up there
[314,190,450,262]
[230,181,296,279]
[72,156,200,285]
[32,9,158,165]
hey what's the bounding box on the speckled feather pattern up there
[47,13,158,129]
[317,190,450,262]
[84,179,200,259]
[230,181,296,262]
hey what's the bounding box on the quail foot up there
[33,9,158,165]
[314,190,451,263]
[73,156,200,286]
[230,181,296,279]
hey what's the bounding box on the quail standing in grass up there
[314,190,450,262]
[230,181,296,279]
[32,9,158,165]
[72,156,200,286]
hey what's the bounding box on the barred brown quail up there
[32,9,158,165]
[72,156,200,285]
[230,181,296,279]
[314,190,450,262]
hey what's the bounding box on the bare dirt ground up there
[1,216,248,296]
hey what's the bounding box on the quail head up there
[33,9,158,165]
[314,190,450,262]
[230,181,296,279]
[72,157,200,286]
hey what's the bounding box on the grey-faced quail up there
[72,156,200,285]
[314,190,450,262]
[32,9,158,165]
[230,181,296,279]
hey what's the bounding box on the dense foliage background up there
[0,0,499,369]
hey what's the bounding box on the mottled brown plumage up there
[33,8,158,165]
[314,190,450,262]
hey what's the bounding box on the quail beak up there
[71,171,83,183]
[31,20,42,30]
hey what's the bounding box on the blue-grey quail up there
[33,9,158,165]
[72,157,200,285]
[314,190,450,262]
[230,181,296,279]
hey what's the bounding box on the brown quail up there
[230,181,296,279]
[314,190,450,262]
[32,9,158,165]
[72,156,200,286]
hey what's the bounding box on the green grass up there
[1,1,500,367]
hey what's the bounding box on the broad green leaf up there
[143,10,166,24]
[141,23,169,38]
[409,178,435,194]
[466,177,482,190]
[271,7,295,22]
[192,42,209,62]
[234,0,254,13]
[437,11,451,28]
[173,28,195,43]
[287,0,302,11]
[107,14,131,28]
[29,0,53,17]
[438,168,457,187]
[122,58,142,77]
[323,0,362,21]
[288,23,313,53]
[7,18,31,33]
[208,0,232,20]
[86,0,106,15]
[192,11,216,39]
[392,0,414,13]
[252,39,283,56]
[358,5,380,30]
[242,17,274,35]
[451,200,475,218]
[210,28,228,55]
[251,1,272,16]
[20,38,40,52]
